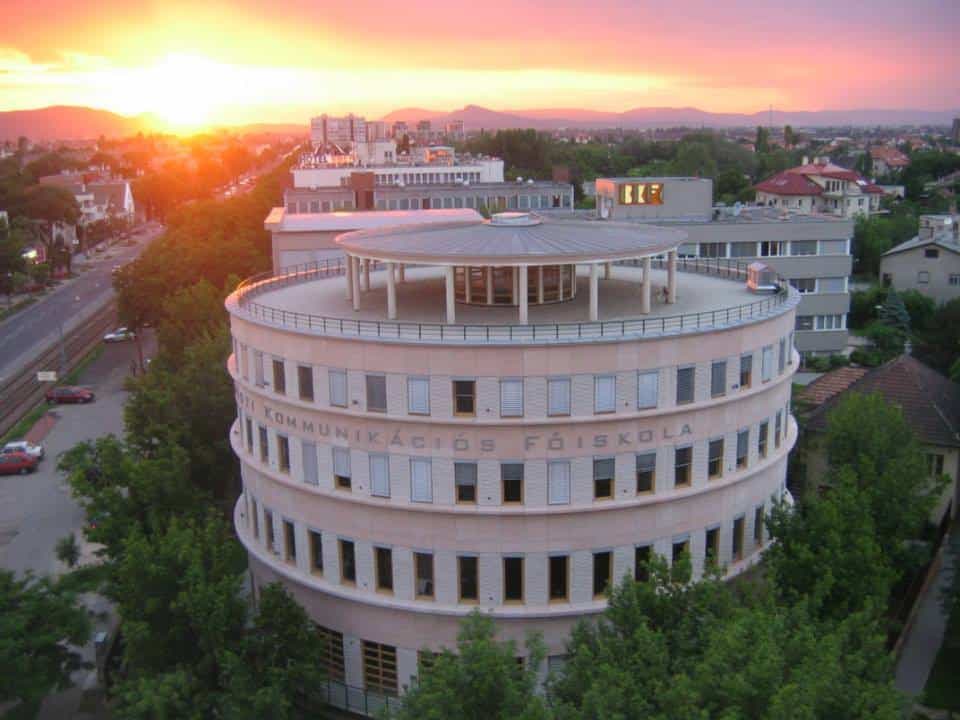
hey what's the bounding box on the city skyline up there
[2,0,959,132]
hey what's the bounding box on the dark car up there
[45,386,95,404]
[0,451,39,475]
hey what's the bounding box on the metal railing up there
[316,677,402,717]
[232,256,793,345]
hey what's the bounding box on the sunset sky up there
[1,0,958,131]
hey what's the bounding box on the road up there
[0,223,163,383]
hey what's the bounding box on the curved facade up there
[226,219,799,700]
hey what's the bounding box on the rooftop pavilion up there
[231,213,797,345]
[336,212,686,323]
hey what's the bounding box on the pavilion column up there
[445,266,456,323]
[345,255,354,301]
[386,261,397,320]
[604,262,611,280]
[465,266,472,303]
[362,258,370,292]
[351,255,361,311]
[519,265,529,324]
[589,263,600,321]
[667,250,678,304]
[640,257,652,314]
[486,267,493,304]
[537,266,544,304]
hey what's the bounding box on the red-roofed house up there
[755,157,885,218]
[870,146,910,176]
[801,355,960,524]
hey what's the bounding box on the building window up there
[410,458,433,502]
[925,248,940,259]
[283,519,296,564]
[309,530,323,575]
[761,346,773,382]
[705,527,720,567]
[548,461,571,504]
[796,316,814,331]
[950,274,960,287]
[789,278,816,294]
[917,270,930,285]
[245,417,253,454]
[699,242,726,258]
[251,499,259,539]
[254,351,265,387]
[791,240,817,255]
[672,537,689,565]
[500,379,524,417]
[594,375,616,413]
[317,626,345,682]
[458,556,479,602]
[366,375,387,412]
[549,555,569,601]
[736,429,749,469]
[501,463,524,504]
[414,552,434,598]
[760,241,783,257]
[363,641,398,696]
[369,454,390,497]
[927,453,945,476]
[278,435,291,474]
[407,377,430,415]
[637,370,659,409]
[710,360,726,398]
[333,447,351,489]
[674,446,692,487]
[676,366,695,405]
[729,242,757,258]
[375,547,393,593]
[635,545,651,582]
[455,462,478,503]
[298,365,314,401]
[758,421,769,459]
[778,339,786,374]
[453,380,476,416]
[264,510,275,553]
[739,354,752,389]
[732,517,745,561]
[819,277,845,293]
[815,314,843,330]
[503,557,524,603]
[272,359,286,394]
[329,369,347,407]
[548,377,571,416]
[339,539,356,584]
[593,551,612,598]
[754,506,764,547]
[708,439,724,479]
[635,452,656,494]
[593,458,615,500]
[775,411,783,449]
[258,425,269,463]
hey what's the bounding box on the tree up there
[755,126,770,154]
[0,570,91,715]
[783,125,796,149]
[878,287,910,335]
[17,184,80,274]
[55,533,81,569]
[221,144,254,185]
[390,611,548,720]
[0,215,28,303]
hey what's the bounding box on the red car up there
[0,451,38,475]
[45,386,95,404]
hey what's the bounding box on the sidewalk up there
[895,530,959,696]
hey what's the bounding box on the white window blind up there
[369,455,390,497]
[410,459,432,502]
[548,378,571,415]
[819,277,845,293]
[302,441,319,486]
[761,346,774,382]
[500,379,524,417]
[329,369,347,407]
[548,461,571,504]
[594,376,616,413]
[407,377,430,414]
[710,361,726,398]
[333,447,351,478]
[637,371,659,409]
[676,367,695,404]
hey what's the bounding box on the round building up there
[225,211,799,709]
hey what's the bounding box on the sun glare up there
[142,54,237,131]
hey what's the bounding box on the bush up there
[828,354,850,368]
[851,348,883,367]
[806,356,831,372]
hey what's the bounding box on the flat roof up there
[265,207,482,233]
[336,213,686,266]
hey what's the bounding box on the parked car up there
[103,327,135,343]
[1,440,44,460]
[0,452,39,475]
[45,386,95,404]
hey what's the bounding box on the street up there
[0,223,163,383]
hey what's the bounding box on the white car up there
[2,440,44,461]
[103,327,136,343]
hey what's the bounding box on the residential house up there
[754,157,885,218]
[879,214,960,304]
[870,146,910,176]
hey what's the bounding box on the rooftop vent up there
[490,211,542,227]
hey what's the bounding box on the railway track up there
[0,302,117,437]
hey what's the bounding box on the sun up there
[144,54,236,131]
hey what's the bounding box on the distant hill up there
[378,104,960,130]
[0,106,150,142]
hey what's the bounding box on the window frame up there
[547,460,571,505]
[339,538,356,585]
[500,378,524,418]
[454,461,478,504]
[277,434,291,474]
[707,438,724,479]
[365,374,388,413]
[272,358,286,395]
[369,453,390,498]
[328,369,348,407]
[547,377,571,417]
[736,429,749,469]
[458,555,479,603]
[635,451,656,494]
[501,462,524,504]
[297,365,315,402]
[592,457,615,500]
[594,375,616,414]
[452,379,477,417]
[739,354,752,389]
[503,556,524,604]
[410,457,433,503]
[637,370,659,409]
[407,376,430,415]
[676,366,695,405]
[674,445,693,487]
[710,360,727,398]
[283,518,296,564]
[308,529,324,575]
[414,551,434,599]
[333,447,352,490]
[548,554,569,602]
[592,550,612,598]
[374,546,394,594]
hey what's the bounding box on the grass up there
[0,296,37,322]
[62,345,104,385]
